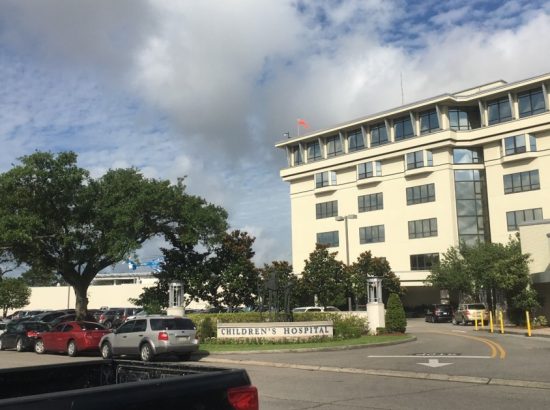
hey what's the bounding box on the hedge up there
[187,312,368,342]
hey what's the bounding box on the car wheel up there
[16,338,24,352]
[101,342,113,359]
[34,339,45,354]
[140,343,153,362]
[103,320,112,329]
[67,340,77,357]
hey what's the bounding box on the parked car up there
[34,321,111,357]
[292,306,341,313]
[49,312,98,327]
[98,307,142,329]
[99,315,199,361]
[452,303,489,325]
[425,304,453,323]
[31,310,74,323]
[0,321,6,336]
[0,321,50,351]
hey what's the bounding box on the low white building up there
[12,271,206,313]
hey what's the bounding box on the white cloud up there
[1,0,550,269]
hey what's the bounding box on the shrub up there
[533,315,548,327]
[385,293,407,333]
[196,316,216,341]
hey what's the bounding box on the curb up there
[195,335,416,356]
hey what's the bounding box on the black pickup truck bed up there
[0,360,257,410]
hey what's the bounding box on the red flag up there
[297,118,309,129]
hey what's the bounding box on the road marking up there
[417,359,453,368]
[429,331,506,359]
[368,355,491,359]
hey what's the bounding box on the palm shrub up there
[385,293,407,333]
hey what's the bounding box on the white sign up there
[217,321,333,339]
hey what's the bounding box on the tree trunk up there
[73,284,89,320]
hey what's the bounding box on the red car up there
[34,321,111,357]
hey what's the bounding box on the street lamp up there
[335,214,357,311]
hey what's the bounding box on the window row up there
[503,170,540,194]
[317,218,439,246]
[506,208,543,231]
[290,86,547,167]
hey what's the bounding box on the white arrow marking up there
[417,359,453,368]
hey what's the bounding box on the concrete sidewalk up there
[478,325,550,338]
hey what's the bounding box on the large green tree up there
[350,251,403,306]
[301,244,346,308]
[202,230,259,310]
[0,278,31,318]
[0,151,227,319]
[426,236,535,314]
[21,266,63,286]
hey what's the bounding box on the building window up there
[453,148,483,164]
[506,208,543,231]
[293,146,302,165]
[316,200,338,219]
[357,161,381,180]
[487,96,512,125]
[307,140,322,162]
[410,253,439,270]
[406,150,432,170]
[358,192,383,212]
[454,169,491,245]
[316,231,339,247]
[419,109,439,134]
[348,129,364,152]
[449,107,481,130]
[503,170,540,194]
[502,134,537,157]
[370,122,388,146]
[359,225,385,244]
[394,116,414,141]
[406,183,435,205]
[315,171,337,188]
[408,218,438,239]
[326,135,342,158]
[518,87,545,118]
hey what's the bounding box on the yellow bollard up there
[526,311,532,337]
[489,311,494,333]
[499,310,504,334]
[474,312,478,331]
[480,311,484,328]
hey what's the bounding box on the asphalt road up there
[2,318,550,409]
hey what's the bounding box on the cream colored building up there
[12,272,206,314]
[277,73,550,308]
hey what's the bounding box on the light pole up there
[335,214,357,311]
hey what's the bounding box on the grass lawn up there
[199,334,413,353]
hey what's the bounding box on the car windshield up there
[150,318,195,331]
[468,304,486,310]
[23,322,49,331]
[77,322,106,331]
[436,306,452,312]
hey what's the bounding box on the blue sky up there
[1,0,550,271]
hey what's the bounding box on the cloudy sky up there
[1,0,550,269]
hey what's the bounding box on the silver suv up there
[99,315,198,361]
